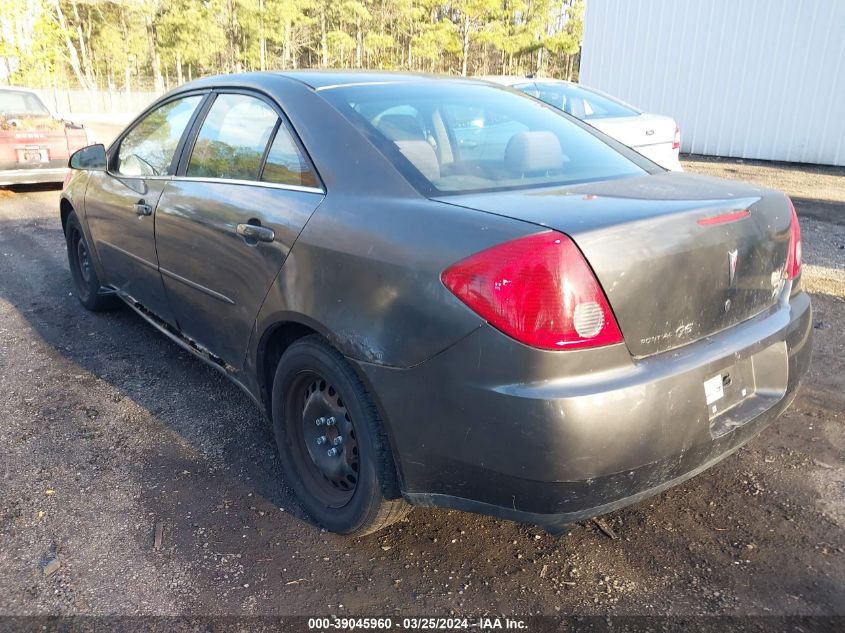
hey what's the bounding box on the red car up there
[0,87,93,186]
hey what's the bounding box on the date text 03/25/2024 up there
[307,617,528,630]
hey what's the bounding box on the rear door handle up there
[236,223,275,243]
[133,202,153,216]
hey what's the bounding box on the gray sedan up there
[61,71,811,536]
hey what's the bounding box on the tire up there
[65,210,117,312]
[271,334,410,536]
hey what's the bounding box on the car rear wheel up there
[65,210,116,312]
[271,335,410,535]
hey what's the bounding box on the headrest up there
[377,114,425,141]
[567,98,586,118]
[395,140,440,181]
[505,131,563,173]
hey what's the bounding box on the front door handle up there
[236,223,275,243]
[133,202,153,216]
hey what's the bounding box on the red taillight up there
[785,198,802,279]
[441,231,624,350]
[672,126,681,150]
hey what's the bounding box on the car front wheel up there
[271,334,410,535]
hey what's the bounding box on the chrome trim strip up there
[159,267,236,305]
[99,240,158,271]
[172,176,324,195]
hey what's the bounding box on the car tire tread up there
[272,334,411,536]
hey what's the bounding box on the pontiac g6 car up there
[60,72,811,535]
[0,87,93,186]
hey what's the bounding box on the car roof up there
[475,75,534,86]
[475,75,578,87]
[274,70,454,90]
[0,86,40,94]
[175,70,498,96]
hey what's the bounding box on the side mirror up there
[69,144,107,170]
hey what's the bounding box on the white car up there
[479,76,682,171]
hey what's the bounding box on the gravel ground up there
[0,154,843,619]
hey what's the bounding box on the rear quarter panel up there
[254,193,535,368]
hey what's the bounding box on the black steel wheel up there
[272,335,411,535]
[65,210,116,311]
[293,371,360,506]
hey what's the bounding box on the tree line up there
[0,0,584,93]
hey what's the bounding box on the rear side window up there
[187,94,278,181]
[261,124,320,188]
[0,90,50,116]
[534,83,639,120]
[117,96,202,176]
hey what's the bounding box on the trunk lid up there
[0,115,78,166]
[589,113,676,149]
[435,172,793,357]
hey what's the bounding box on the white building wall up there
[580,0,845,166]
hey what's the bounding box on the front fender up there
[60,171,107,282]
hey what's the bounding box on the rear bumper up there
[359,286,812,530]
[0,167,68,186]
[634,142,682,171]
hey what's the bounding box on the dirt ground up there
[0,153,842,619]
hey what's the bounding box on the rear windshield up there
[531,82,639,120]
[0,90,50,117]
[321,82,648,195]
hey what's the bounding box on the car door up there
[83,93,206,325]
[154,91,324,369]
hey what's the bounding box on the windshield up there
[530,82,639,120]
[322,82,648,195]
[0,90,50,117]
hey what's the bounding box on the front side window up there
[187,94,278,181]
[117,96,202,177]
[323,82,649,195]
